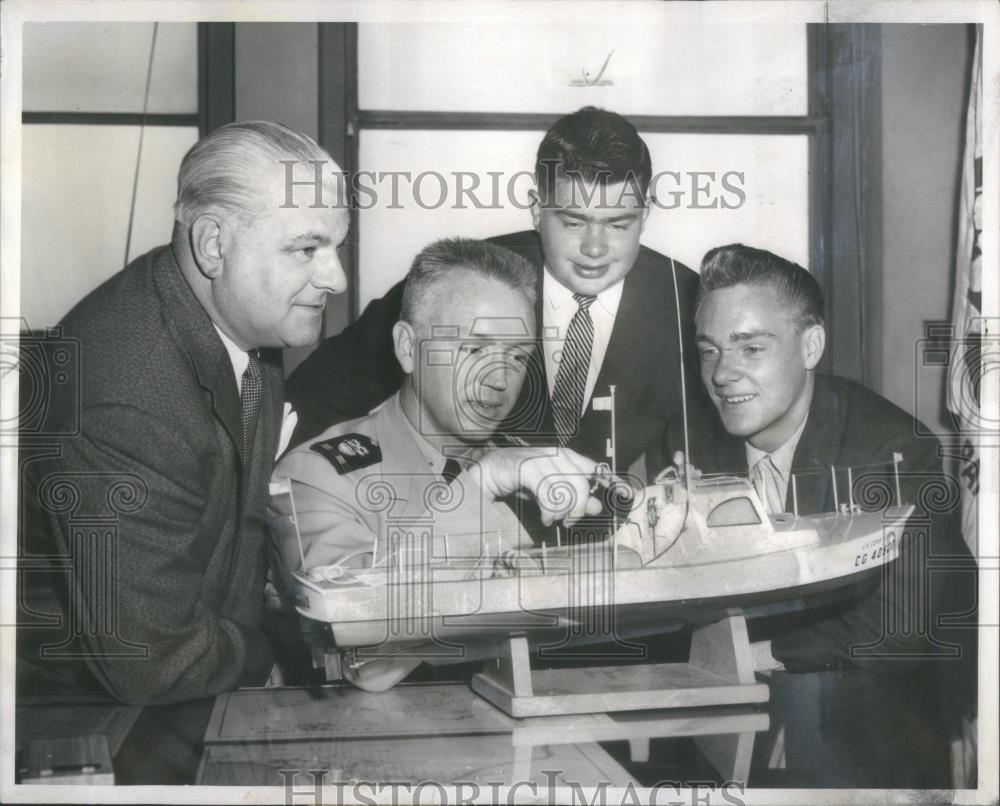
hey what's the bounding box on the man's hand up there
[477,447,604,525]
[341,651,421,692]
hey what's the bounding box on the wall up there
[235,23,318,140]
[236,21,975,406]
[234,22,333,375]
[19,23,199,330]
[21,22,972,397]
[879,24,971,435]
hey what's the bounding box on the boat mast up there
[669,257,691,481]
[608,384,618,477]
[609,384,618,537]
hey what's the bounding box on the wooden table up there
[15,683,769,788]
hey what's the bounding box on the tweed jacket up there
[19,245,284,704]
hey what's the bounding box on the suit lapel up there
[504,236,559,443]
[152,246,243,456]
[578,261,652,462]
[591,262,645,401]
[255,349,285,469]
[789,378,844,514]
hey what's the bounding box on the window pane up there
[706,497,761,527]
[357,130,809,308]
[642,133,810,274]
[357,130,542,305]
[23,22,198,114]
[21,125,199,328]
[358,20,806,116]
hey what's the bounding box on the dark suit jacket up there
[18,245,283,704]
[287,230,701,471]
[652,374,977,724]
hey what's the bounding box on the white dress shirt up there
[541,267,625,413]
[213,324,250,394]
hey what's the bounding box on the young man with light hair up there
[650,243,977,787]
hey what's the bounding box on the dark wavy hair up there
[535,106,651,204]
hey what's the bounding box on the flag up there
[946,26,982,556]
[591,395,612,411]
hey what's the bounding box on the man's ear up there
[801,323,826,370]
[190,213,225,279]
[393,321,417,375]
[528,187,542,231]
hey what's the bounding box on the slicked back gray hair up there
[174,120,333,226]
[400,238,538,333]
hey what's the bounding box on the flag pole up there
[893,452,903,507]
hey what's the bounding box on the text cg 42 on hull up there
[290,457,913,653]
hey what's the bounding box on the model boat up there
[282,388,912,656]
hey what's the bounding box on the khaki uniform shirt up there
[268,394,527,592]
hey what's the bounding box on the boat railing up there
[695,452,907,517]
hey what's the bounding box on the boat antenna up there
[668,256,692,482]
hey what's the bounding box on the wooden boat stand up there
[472,614,768,719]
[471,614,768,780]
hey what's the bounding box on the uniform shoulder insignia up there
[310,433,382,475]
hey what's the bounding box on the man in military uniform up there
[269,238,605,690]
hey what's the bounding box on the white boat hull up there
[294,506,912,650]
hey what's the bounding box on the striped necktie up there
[241,350,262,462]
[551,293,596,445]
[750,454,785,514]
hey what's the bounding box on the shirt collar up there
[543,266,625,317]
[212,324,250,389]
[390,392,483,477]
[746,413,809,479]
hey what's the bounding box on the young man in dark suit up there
[650,243,977,787]
[286,106,700,473]
[18,121,350,704]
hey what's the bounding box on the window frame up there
[21,23,233,136]
[318,23,879,382]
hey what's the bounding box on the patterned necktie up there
[241,350,262,462]
[750,455,785,514]
[551,293,596,445]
